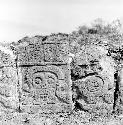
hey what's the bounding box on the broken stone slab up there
[0,45,19,113]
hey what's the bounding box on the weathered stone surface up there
[16,36,73,115]
[0,47,19,114]
[16,38,44,65]
[16,35,69,66]
[71,45,116,118]
[0,34,122,124]
[44,42,69,63]
[19,66,72,114]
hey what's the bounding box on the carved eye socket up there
[60,87,65,91]
[34,77,42,84]
[32,73,46,89]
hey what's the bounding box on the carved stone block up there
[44,43,56,62]
[27,43,44,64]
[20,65,72,114]
[0,49,18,112]
[44,42,69,63]
[17,41,44,65]
[71,45,115,117]
[1,33,122,124]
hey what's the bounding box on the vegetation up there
[69,18,123,64]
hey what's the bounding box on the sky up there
[0,0,123,43]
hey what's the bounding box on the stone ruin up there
[17,35,73,115]
[0,34,123,124]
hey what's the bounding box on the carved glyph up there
[71,45,115,116]
[20,65,72,113]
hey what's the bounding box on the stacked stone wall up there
[0,34,123,124]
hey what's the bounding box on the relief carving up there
[71,45,115,117]
[16,38,44,65]
[1,30,123,124]
[21,65,72,113]
[44,42,69,63]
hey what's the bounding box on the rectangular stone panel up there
[17,42,44,66]
[27,43,44,64]
[19,65,73,114]
[44,43,56,62]
[55,42,69,62]
[44,42,69,63]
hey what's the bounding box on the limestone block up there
[19,65,73,114]
[16,38,44,66]
[44,42,69,63]
[0,47,19,112]
[71,44,116,117]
